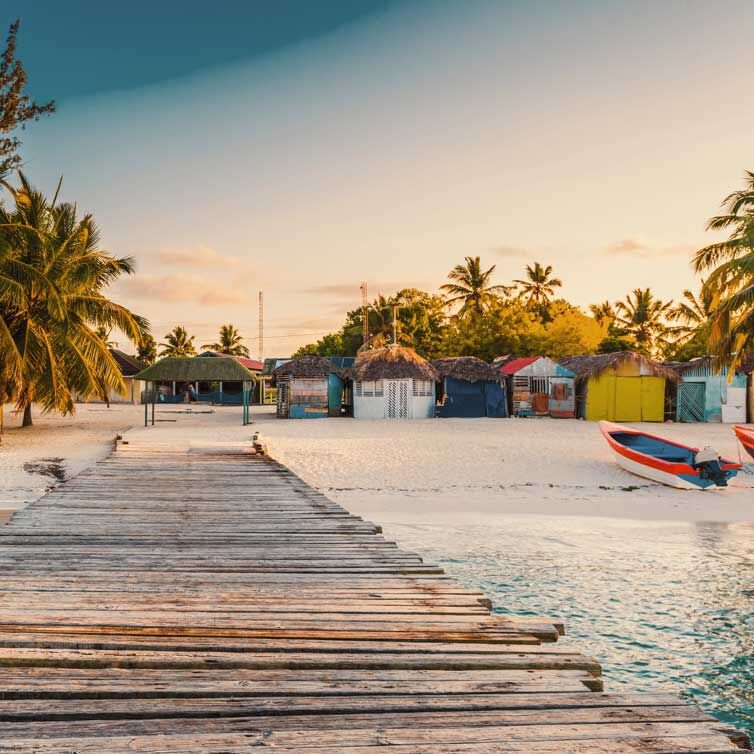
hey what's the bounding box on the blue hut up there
[272,355,345,418]
[432,357,507,418]
[671,356,747,423]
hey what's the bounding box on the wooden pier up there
[0,442,748,752]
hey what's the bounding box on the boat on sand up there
[599,421,741,490]
[733,425,754,460]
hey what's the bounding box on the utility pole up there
[258,291,264,362]
[360,282,368,346]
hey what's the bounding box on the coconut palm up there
[137,333,157,365]
[693,172,754,370]
[514,262,562,316]
[440,256,511,315]
[202,324,249,357]
[613,288,674,356]
[589,301,616,327]
[0,172,149,426]
[159,326,196,357]
[669,281,714,341]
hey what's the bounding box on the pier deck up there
[0,442,748,752]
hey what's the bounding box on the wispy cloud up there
[117,273,246,306]
[300,281,432,299]
[604,238,695,258]
[156,246,241,268]
[493,245,531,259]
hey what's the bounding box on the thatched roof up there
[559,351,679,382]
[350,346,439,382]
[431,356,503,383]
[134,356,254,382]
[272,355,343,384]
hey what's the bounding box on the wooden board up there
[0,440,747,753]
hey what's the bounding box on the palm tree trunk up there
[22,404,32,427]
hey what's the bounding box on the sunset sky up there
[11,0,754,356]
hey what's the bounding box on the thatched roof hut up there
[558,351,675,422]
[351,346,438,383]
[134,356,254,383]
[431,356,503,384]
[559,351,678,382]
[272,355,344,386]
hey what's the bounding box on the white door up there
[386,380,410,419]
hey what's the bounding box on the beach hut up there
[351,346,438,419]
[198,351,264,404]
[432,357,507,418]
[494,356,575,418]
[559,351,676,422]
[669,356,747,423]
[272,355,345,419]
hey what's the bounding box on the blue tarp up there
[610,431,694,464]
[438,378,507,418]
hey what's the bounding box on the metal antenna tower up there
[258,291,264,362]
[360,282,368,346]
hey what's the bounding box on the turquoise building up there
[672,357,747,423]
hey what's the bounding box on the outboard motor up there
[695,446,728,487]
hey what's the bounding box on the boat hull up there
[600,421,740,490]
[733,425,754,460]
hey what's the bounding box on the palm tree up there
[514,262,562,317]
[693,172,754,370]
[440,256,511,315]
[589,301,616,327]
[159,326,196,357]
[669,281,714,341]
[614,288,674,356]
[346,294,401,350]
[137,333,157,365]
[0,172,149,426]
[202,324,249,357]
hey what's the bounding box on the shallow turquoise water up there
[385,515,754,736]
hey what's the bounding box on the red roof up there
[204,351,263,372]
[497,356,539,375]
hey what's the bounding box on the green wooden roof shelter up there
[134,357,256,426]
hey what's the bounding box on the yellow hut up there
[560,352,677,422]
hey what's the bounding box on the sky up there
[7,0,754,356]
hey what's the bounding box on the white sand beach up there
[2,402,752,524]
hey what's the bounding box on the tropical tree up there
[589,301,616,327]
[0,20,56,176]
[514,262,562,319]
[440,256,511,315]
[613,288,674,356]
[0,173,149,426]
[202,323,249,357]
[159,326,196,357]
[137,333,157,365]
[693,171,754,371]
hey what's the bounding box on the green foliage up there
[597,334,637,354]
[202,324,249,357]
[514,262,563,321]
[159,326,196,357]
[613,288,674,356]
[137,333,157,365]
[0,172,149,425]
[0,21,55,177]
[292,331,344,358]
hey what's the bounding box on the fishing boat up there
[733,425,754,460]
[599,421,741,490]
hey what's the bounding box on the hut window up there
[356,380,383,397]
[412,380,433,397]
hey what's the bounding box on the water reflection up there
[385,516,754,735]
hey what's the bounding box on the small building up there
[351,346,438,419]
[432,357,507,418]
[560,351,676,422]
[669,356,747,423]
[198,351,263,404]
[110,350,147,404]
[272,355,345,419]
[494,356,575,418]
